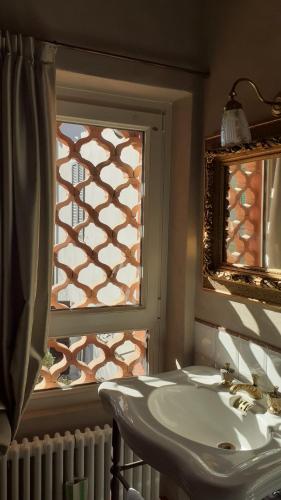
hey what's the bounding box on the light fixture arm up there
[228,78,281,117]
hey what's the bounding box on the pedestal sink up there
[99,366,281,500]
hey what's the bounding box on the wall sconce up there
[221,78,281,147]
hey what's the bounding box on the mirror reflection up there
[225,156,281,271]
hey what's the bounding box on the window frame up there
[49,100,164,337]
[36,94,169,396]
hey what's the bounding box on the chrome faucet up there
[229,373,263,400]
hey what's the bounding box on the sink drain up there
[217,442,236,450]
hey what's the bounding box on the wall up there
[203,0,281,135]
[194,319,281,391]
[195,0,281,349]
[0,0,206,72]
[165,88,204,371]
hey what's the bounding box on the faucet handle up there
[269,386,280,397]
[220,362,234,387]
[266,386,281,415]
[223,362,233,373]
[251,373,259,386]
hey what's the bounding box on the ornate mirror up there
[203,119,281,306]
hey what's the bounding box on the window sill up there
[31,381,100,403]
[17,382,111,440]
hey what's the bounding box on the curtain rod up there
[53,39,209,78]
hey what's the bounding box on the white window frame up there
[32,91,169,402]
[52,100,164,329]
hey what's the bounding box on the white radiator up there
[0,426,160,500]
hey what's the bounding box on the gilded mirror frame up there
[203,120,281,306]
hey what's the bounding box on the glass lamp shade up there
[221,106,251,147]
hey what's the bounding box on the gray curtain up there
[0,31,56,452]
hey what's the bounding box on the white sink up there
[148,385,269,451]
[99,366,281,500]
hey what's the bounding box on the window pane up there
[52,122,144,309]
[35,330,148,390]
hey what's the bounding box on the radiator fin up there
[0,426,160,500]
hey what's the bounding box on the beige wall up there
[204,0,281,135]
[165,89,204,371]
[195,0,281,348]
[0,0,206,72]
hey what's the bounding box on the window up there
[37,330,147,389]
[35,98,166,391]
[52,121,144,310]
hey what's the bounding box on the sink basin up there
[99,366,281,499]
[148,385,269,450]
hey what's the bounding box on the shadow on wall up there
[226,295,281,345]
[197,293,281,388]
[196,209,281,347]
